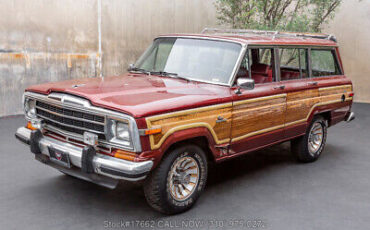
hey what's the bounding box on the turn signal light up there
[145,127,162,135]
[113,149,137,161]
[26,121,37,130]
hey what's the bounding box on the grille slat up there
[35,101,106,139]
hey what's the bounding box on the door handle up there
[274,85,285,90]
[216,116,227,123]
[308,81,318,86]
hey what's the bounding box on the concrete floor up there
[0,103,369,230]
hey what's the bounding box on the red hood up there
[26,73,233,118]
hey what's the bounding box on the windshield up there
[135,38,242,84]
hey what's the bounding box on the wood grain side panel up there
[146,103,232,150]
[231,95,286,141]
[285,89,320,125]
[285,85,353,127]
[145,85,353,151]
[319,85,353,102]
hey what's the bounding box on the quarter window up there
[311,49,341,77]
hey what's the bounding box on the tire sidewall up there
[150,145,207,214]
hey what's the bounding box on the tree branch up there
[314,0,341,30]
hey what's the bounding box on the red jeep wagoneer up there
[16,28,355,214]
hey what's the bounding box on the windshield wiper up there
[149,71,190,82]
[128,66,150,75]
[129,66,190,82]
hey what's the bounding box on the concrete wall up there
[324,0,370,103]
[101,0,218,76]
[0,0,369,117]
[0,0,218,117]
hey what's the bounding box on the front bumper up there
[15,127,153,188]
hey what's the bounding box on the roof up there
[159,28,338,47]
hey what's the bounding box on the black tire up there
[291,116,328,163]
[143,144,208,214]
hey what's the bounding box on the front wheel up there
[143,144,208,214]
[291,116,328,163]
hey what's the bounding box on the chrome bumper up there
[15,127,153,188]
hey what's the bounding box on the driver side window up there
[236,48,276,84]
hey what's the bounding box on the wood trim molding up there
[233,94,287,106]
[146,103,232,122]
[318,84,352,92]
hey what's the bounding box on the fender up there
[140,127,220,168]
[308,99,352,127]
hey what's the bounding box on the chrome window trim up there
[23,92,142,152]
[228,44,248,86]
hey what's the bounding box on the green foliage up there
[215,0,344,32]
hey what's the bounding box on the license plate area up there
[48,147,71,168]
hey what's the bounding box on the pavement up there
[0,103,369,230]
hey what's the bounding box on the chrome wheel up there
[168,156,199,201]
[308,122,323,156]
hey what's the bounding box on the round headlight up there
[24,98,36,119]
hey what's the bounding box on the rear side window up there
[311,49,341,77]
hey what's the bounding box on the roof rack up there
[201,28,337,42]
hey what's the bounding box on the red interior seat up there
[251,63,269,75]
[281,70,300,81]
[253,74,267,83]
[251,64,273,83]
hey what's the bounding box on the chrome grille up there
[35,101,106,139]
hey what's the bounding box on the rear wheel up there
[291,116,328,163]
[143,144,208,214]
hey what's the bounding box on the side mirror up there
[237,78,255,90]
[235,78,255,95]
[127,63,135,71]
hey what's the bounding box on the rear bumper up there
[15,127,153,188]
[345,112,355,123]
